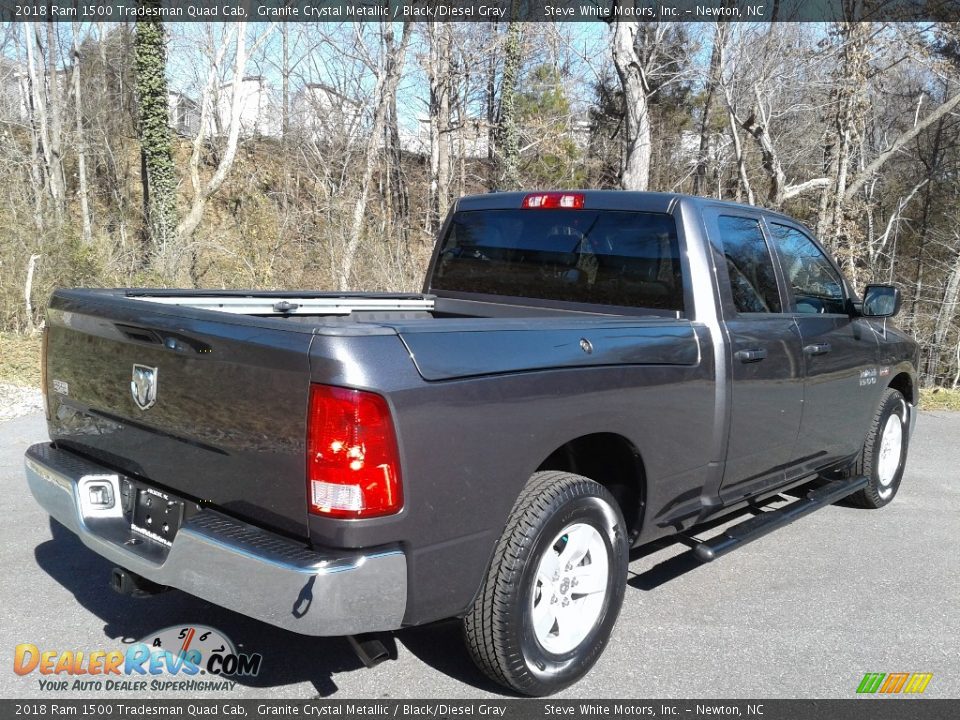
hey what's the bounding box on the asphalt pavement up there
[1,410,957,699]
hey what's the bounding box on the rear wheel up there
[849,388,910,509]
[463,471,629,696]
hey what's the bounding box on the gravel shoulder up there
[0,384,43,422]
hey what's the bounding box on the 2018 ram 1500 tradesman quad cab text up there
[25,191,918,695]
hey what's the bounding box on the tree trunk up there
[496,21,522,191]
[44,21,65,215]
[485,24,498,189]
[908,123,942,333]
[24,254,41,334]
[20,27,46,232]
[611,15,650,191]
[177,24,256,246]
[134,6,179,277]
[427,24,452,231]
[338,22,412,290]
[24,26,53,212]
[281,23,289,138]
[385,72,408,243]
[728,109,754,205]
[72,32,93,247]
[694,23,725,197]
[926,247,960,385]
[953,339,960,390]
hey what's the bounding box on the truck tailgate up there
[43,294,315,539]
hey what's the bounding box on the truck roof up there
[455,190,802,226]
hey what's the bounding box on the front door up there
[764,221,879,472]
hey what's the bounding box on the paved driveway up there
[2,411,957,699]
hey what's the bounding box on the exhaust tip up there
[347,633,393,669]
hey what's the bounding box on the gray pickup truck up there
[25,191,918,695]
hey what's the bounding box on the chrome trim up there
[130,295,435,316]
[24,443,407,636]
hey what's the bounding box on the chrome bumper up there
[24,443,407,637]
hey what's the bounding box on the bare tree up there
[23,254,40,334]
[338,21,413,290]
[23,24,64,214]
[610,13,650,190]
[425,23,453,231]
[71,27,93,247]
[694,23,726,196]
[177,24,276,255]
[44,22,65,215]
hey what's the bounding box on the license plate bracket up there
[130,485,185,547]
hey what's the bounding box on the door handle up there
[735,348,768,363]
[803,343,832,356]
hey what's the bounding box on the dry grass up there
[920,387,960,411]
[0,332,42,387]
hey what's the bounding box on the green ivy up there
[134,4,178,270]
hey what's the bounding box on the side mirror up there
[861,284,902,318]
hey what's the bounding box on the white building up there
[167,90,200,136]
[211,75,281,138]
[0,58,33,124]
[410,115,491,159]
[291,82,363,141]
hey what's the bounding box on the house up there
[0,57,31,124]
[411,115,491,159]
[167,90,200,136]
[211,75,281,138]
[291,82,363,141]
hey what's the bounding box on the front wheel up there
[463,471,629,696]
[849,388,910,509]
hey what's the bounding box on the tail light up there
[521,192,585,209]
[306,384,403,519]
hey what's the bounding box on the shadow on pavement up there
[625,500,788,592]
[34,518,504,697]
[36,519,365,697]
[35,493,797,698]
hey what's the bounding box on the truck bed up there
[42,288,697,543]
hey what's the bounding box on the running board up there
[693,477,868,563]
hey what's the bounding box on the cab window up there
[769,224,846,314]
[716,215,782,313]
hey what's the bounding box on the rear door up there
[704,210,805,501]
[764,221,879,471]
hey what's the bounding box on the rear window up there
[431,210,684,312]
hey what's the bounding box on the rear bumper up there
[24,443,407,637]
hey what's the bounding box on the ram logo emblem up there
[131,364,158,410]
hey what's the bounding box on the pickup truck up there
[25,191,918,696]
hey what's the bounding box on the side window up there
[716,215,782,313]
[769,224,846,314]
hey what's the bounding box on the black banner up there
[1,700,958,720]
[1,0,959,23]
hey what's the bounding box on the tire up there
[849,388,910,509]
[463,471,629,696]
